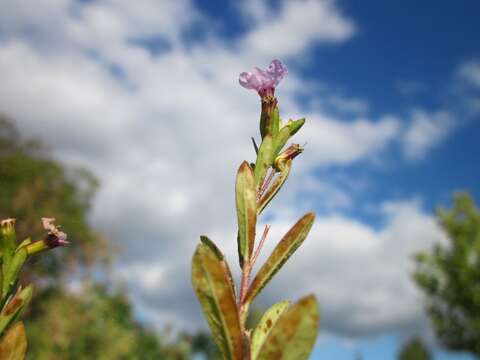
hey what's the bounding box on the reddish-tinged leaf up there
[200,236,236,298]
[251,300,290,360]
[245,213,315,305]
[0,285,32,336]
[256,295,319,360]
[192,243,243,360]
[0,321,27,360]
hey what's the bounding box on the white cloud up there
[241,0,355,60]
[325,95,369,115]
[402,110,454,160]
[458,60,480,88]
[251,199,445,337]
[0,0,444,340]
[302,114,400,167]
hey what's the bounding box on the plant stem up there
[239,262,251,307]
[251,224,270,268]
[257,169,275,201]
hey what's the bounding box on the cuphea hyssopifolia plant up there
[192,60,319,360]
[0,217,68,358]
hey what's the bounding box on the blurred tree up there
[413,192,480,356]
[26,284,190,360]
[0,117,194,359]
[0,115,109,282]
[398,337,431,360]
[189,331,222,359]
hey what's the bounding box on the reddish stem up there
[251,224,270,268]
[239,262,251,307]
[257,169,275,200]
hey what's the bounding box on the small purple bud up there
[239,59,288,97]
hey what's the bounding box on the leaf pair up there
[251,296,319,360]
[192,238,243,360]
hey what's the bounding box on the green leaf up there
[0,285,33,336]
[272,127,290,158]
[15,239,31,249]
[257,160,292,215]
[200,235,225,261]
[286,118,305,136]
[236,161,257,268]
[253,135,274,188]
[192,243,243,360]
[251,300,290,360]
[256,295,319,360]
[200,236,236,297]
[245,213,315,305]
[0,321,27,360]
[271,107,281,136]
[273,118,305,157]
[1,220,16,299]
[4,248,27,296]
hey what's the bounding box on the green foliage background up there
[414,192,480,356]
[397,337,431,360]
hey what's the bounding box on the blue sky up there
[1,0,479,359]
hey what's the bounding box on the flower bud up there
[239,60,288,139]
[25,218,68,256]
[274,144,303,171]
[1,218,17,256]
[1,218,16,238]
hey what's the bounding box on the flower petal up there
[239,60,288,93]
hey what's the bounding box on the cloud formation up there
[0,0,452,339]
[402,110,454,160]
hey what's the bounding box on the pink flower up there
[42,217,69,247]
[239,60,288,97]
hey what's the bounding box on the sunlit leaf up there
[253,135,274,188]
[251,300,290,360]
[3,248,27,297]
[200,236,236,297]
[236,161,257,268]
[256,295,319,360]
[272,127,290,157]
[0,321,27,360]
[286,118,305,136]
[0,285,33,336]
[245,213,315,304]
[272,118,305,157]
[192,243,243,360]
[257,160,291,215]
